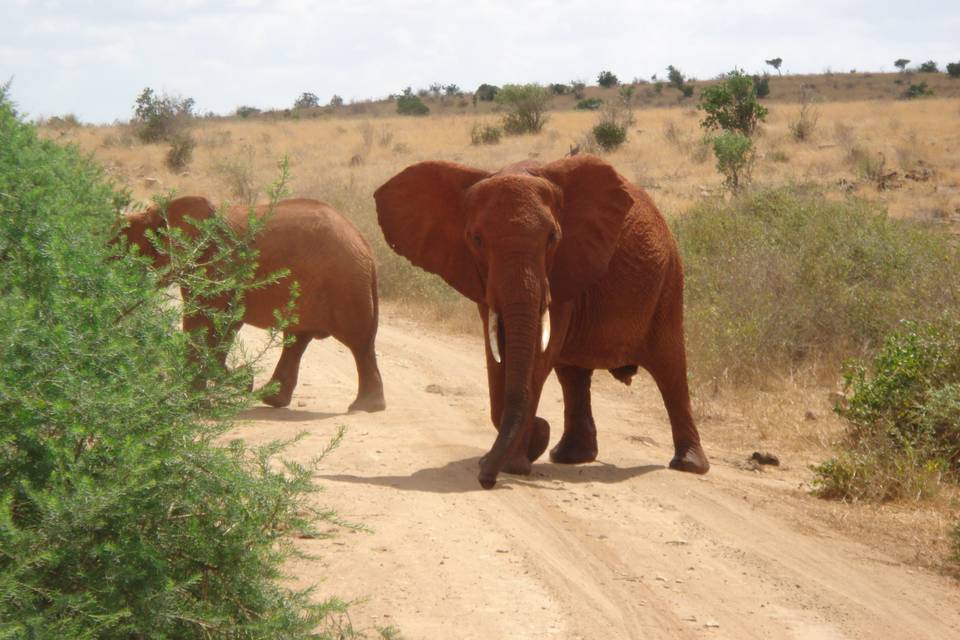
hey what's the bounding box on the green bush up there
[918,60,939,73]
[470,123,502,145]
[132,87,194,144]
[592,121,627,151]
[597,70,619,88]
[495,84,551,134]
[396,89,429,116]
[0,87,354,638]
[812,319,960,502]
[904,81,934,99]
[947,62,960,78]
[710,131,753,192]
[549,83,570,95]
[752,74,770,98]
[673,187,960,385]
[474,84,499,102]
[576,98,603,110]
[697,70,768,136]
[165,130,197,171]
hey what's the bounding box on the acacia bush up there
[132,87,194,144]
[673,187,960,385]
[812,319,960,503]
[496,84,551,134]
[0,88,356,638]
[470,122,502,145]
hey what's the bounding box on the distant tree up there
[918,60,939,73]
[132,87,194,143]
[397,87,429,115]
[429,82,444,98]
[570,80,586,99]
[550,83,570,95]
[294,92,319,109]
[496,84,552,134]
[597,70,619,88]
[235,105,261,118]
[329,95,344,107]
[474,84,499,102]
[765,57,783,76]
[619,85,635,107]
[698,69,768,137]
[679,84,694,99]
[947,62,960,78]
[666,65,686,90]
[894,58,911,72]
[444,84,461,97]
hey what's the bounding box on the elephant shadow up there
[239,406,342,422]
[318,455,664,494]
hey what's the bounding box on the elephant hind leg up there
[347,342,385,413]
[643,332,710,474]
[550,366,598,464]
[260,332,312,408]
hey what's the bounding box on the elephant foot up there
[527,417,550,462]
[348,390,386,413]
[259,381,293,408]
[669,443,710,474]
[549,429,598,465]
[478,452,532,477]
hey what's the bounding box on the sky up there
[1,0,958,123]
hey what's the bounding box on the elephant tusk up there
[488,308,501,364]
[540,308,550,352]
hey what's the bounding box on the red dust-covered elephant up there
[121,196,385,412]
[375,155,708,488]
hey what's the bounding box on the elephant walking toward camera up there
[375,155,707,488]
[121,196,386,412]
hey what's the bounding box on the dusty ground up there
[229,312,960,640]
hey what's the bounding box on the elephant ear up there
[375,161,490,302]
[534,155,634,302]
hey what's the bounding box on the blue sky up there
[1,0,957,123]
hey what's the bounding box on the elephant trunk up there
[478,272,545,489]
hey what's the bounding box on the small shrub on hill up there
[165,130,196,171]
[396,88,429,116]
[673,187,960,385]
[496,84,551,134]
[947,62,960,78]
[470,123,502,145]
[812,319,960,502]
[698,70,768,136]
[576,98,603,110]
[710,131,753,192]
[918,60,939,73]
[597,70,619,87]
[592,121,627,151]
[903,81,934,99]
[132,87,194,143]
[474,84,499,101]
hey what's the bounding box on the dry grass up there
[55,97,960,225]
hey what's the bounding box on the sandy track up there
[233,314,960,639]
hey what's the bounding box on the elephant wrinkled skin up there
[375,155,707,488]
[120,196,385,412]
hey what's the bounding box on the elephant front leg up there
[551,365,598,464]
[482,316,550,476]
[260,332,312,408]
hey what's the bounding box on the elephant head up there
[375,155,634,487]
[119,196,216,268]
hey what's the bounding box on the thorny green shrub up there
[496,84,552,134]
[812,320,960,503]
[0,86,365,639]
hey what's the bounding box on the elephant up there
[375,155,708,488]
[120,196,386,412]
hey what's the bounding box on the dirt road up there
[234,313,960,639]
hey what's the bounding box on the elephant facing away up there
[375,155,708,488]
[121,196,386,412]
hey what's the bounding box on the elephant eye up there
[547,230,558,246]
[472,233,483,249]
